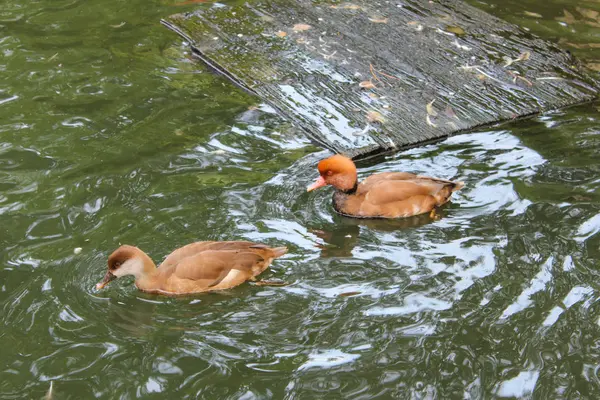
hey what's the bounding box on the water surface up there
[1,0,600,398]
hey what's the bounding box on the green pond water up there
[1,0,600,398]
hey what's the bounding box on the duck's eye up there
[113,261,121,269]
[326,170,333,176]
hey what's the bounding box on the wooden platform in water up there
[162,0,599,158]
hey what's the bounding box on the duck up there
[96,241,287,295]
[307,154,464,219]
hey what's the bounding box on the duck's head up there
[307,154,358,192]
[96,245,149,290]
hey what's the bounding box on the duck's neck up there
[335,179,358,195]
[130,251,158,288]
[332,180,358,214]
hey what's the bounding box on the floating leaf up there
[110,22,126,28]
[369,17,389,23]
[445,25,466,36]
[576,7,599,20]
[524,11,543,18]
[275,31,287,38]
[293,23,311,32]
[558,9,577,24]
[426,114,437,128]
[359,80,376,89]
[586,62,600,72]
[445,105,459,120]
[426,99,438,116]
[366,111,385,123]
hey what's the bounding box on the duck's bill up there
[307,176,327,192]
[96,271,116,290]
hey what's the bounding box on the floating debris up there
[275,31,287,38]
[73,247,82,255]
[211,149,226,155]
[110,22,126,28]
[366,111,384,123]
[293,23,311,32]
[359,80,376,89]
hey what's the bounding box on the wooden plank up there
[162,0,599,158]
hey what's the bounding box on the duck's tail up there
[270,246,288,258]
[451,180,465,192]
[249,244,288,259]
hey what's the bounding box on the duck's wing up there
[350,173,463,218]
[159,240,261,268]
[164,249,272,292]
[358,172,420,192]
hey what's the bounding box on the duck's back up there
[336,172,463,218]
[146,241,286,294]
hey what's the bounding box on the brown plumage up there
[96,241,287,295]
[307,154,464,219]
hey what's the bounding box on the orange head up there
[96,245,147,290]
[307,154,358,192]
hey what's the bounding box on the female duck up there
[307,154,463,219]
[96,241,287,295]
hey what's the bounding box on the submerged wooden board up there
[162,0,599,158]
